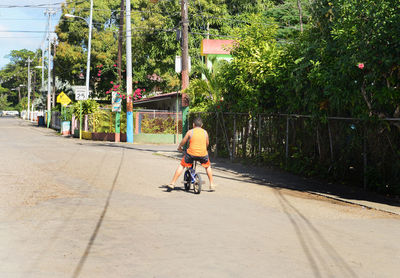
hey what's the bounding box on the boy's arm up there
[205,130,209,148]
[178,130,191,151]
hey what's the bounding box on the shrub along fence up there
[188,112,400,196]
[70,109,183,143]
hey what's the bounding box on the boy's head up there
[193,117,203,127]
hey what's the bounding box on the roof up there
[200,39,235,55]
[133,92,179,105]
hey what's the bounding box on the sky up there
[0,1,62,69]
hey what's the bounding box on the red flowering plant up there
[96,63,145,103]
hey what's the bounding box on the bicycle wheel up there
[183,170,191,191]
[193,174,202,194]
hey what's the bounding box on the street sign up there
[73,86,88,100]
[112,91,122,112]
[56,91,71,106]
[175,56,191,73]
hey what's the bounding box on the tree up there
[0,49,38,107]
[185,58,227,112]
[0,94,11,110]
[221,14,282,113]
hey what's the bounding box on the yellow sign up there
[56,91,71,106]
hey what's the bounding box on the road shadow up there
[207,156,400,209]
[274,189,358,278]
[78,141,177,155]
[72,149,125,278]
[159,184,212,194]
[49,139,400,210]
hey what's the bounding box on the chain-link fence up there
[189,112,400,195]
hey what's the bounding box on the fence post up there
[258,114,261,157]
[316,125,321,159]
[286,115,290,168]
[220,112,233,161]
[363,124,368,190]
[233,114,236,159]
[215,112,218,158]
[328,120,334,162]
[84,115,88,132]
[135,112,139,134]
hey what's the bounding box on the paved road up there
[0,117,399,278]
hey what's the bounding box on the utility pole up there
[115,0,125,143]
[45,8,56,128]
[64,1,93,140]
[126,0,134,143]
[117,0,124,81]
[18,86,21,104]
[85,0,93,100]
[32,70,36,121]
[181,0,190,137]
[41,42,45,89]
[52,38,57,108]
[27,58,32,120]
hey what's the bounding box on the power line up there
[0,30,56,33]
[0,36,44,39]
[0,0,85,9]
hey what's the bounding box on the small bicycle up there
[183,161,202,194]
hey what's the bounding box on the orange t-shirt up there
[187,128,208,157]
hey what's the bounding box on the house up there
[200,39,235,70]
[133,92,182,112]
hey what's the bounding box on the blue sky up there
[0,1,61,69]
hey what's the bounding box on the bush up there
[141,116,180,134]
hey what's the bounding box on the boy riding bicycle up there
[168,117,215,191]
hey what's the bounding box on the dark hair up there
[193,117,203,127]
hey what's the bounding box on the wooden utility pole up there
[52,39,57,107]
[32,71,36,108]
[126,0,134,143]
[117,0,125,81]
[115,0,125,143]
[181,0,190,137]
[181,0,189,94]
[27,58,32,120]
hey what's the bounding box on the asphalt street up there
[0,117,399,278]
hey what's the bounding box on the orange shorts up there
[180,153,210,168]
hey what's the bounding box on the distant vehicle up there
[2,110,19,116]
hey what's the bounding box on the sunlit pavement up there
[1,117,399,278]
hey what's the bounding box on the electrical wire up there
[0,0,85,9]
[0,30,55,33]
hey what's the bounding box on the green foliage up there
[185,57,227,112]
[141,116,177,134]
[72,99,100,117]
[264,0,311,39]
[54,0,275,97]
[0,94,11,110]
[221,14,283,113]
[281,0,400,118]
[0,49,39,107]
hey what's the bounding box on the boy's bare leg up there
[169,164,185,188]
[205,166,215,191]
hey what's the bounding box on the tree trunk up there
[297,0,304,33]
